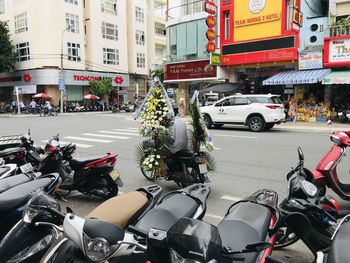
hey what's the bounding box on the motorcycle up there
[0,130,76,174]
[0,184,163,263]
[140,139,209,188]
[40,107,59,117]
[275,147,340,253]
[0,172,60,239]
[0,163,17,179]
[40,183,210,262]
[39,135,122,199]
[337,106,350,123]
[42,186,280,263]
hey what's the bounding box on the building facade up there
[0,0,166,107]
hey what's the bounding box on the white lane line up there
[205,213,224,220]
[41,140,93,148]
[213,134,257,139]
[99,130,139,136]
[113,128,138,133]
[82,133,130,140]
[63,136,113,143]
[127,127,138,130]
[221,195,241,202]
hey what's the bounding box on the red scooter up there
[312,131,350,202]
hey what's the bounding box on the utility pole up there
[60,25,71,114]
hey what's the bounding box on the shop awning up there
[262,69,331,85]
[322,71,350,84]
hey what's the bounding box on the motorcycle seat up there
[87,191,149,229]
[0,173,34,194]
[135,193,198,233]
[217,202,272,263]
[0,177,54,213]
[0,166,10,176]
[171,149,194,160]
[69,154,109,170]
[327,220,350,263]
[0,147,24,157]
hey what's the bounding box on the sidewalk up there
[0,111,113,118]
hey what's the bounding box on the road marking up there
[99,130,139,136]
[112,128,138,133]
[63,136,113,143]
[205,213,224,220]
[213,134,257,139]
[127,127,138,130]
[82,133,130,140]
[221,195,241,202]
[40,140,93,148]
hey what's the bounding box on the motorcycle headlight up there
[301,180,318,197]
[83,234,119,262]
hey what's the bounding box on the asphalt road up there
[1,112,347,262]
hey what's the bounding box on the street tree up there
[0,21,17,72]
[89,78,113,106]
[150,68,164,82]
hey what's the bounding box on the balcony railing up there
[155,27,166,36]
[329,25,350,37]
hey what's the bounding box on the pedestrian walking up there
[178,98,185,117]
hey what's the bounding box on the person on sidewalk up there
[178,98,185,117]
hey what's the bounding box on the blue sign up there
[59,79,65,91]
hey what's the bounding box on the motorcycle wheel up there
[180,165,202,188]
[274,226,299,249]
[39,111,46,117]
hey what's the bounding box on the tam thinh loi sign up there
[165,60,217,81]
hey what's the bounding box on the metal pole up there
[60,26,70,114]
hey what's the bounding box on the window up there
[155,27,165,36]
[103,48,119,65]
[16,42,30,61]
[67,42,81,61]
[233,98,250,105]
[0,0,4,14]
[136,30,145,45]
[66,13,80,33]
[135,6,144,23]
[101,0,117,15]
[155,47,164,57]
[14,13,28,34]
[136,53,145,68]
[101,22,118,40]
[65,0,78,4]
[224,11,230,39]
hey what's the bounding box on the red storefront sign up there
[206,16,216,28]
[164,60,217,81]
[207,42,216,53]
[324,36,350,68]
[205,1,216,15]
[206,28,216,41]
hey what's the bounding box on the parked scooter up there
[40,184,211,262]
[274,148,340,252]
[0,185,163,263]
[39,135,122,199]
[140,139,209,187]
[41,186,279,263]
[0,172,60,239]
[337,106,350,123]
[0,163,17,179]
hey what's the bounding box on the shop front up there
[263,68,332,122]
[0,69,130,107]
[164,59,218,113]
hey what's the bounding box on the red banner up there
[165,60,217,81]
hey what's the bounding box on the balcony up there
[329,25,350,37]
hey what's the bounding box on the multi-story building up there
[0,0,166,106]
[164,0,226,113]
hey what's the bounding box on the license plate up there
[110,170,120,180]
[20,163,34,173]
[199,163,208,174]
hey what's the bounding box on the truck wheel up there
[248,116,265,132]
[203,115,213,129]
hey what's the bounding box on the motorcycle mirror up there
[297,147,304,162]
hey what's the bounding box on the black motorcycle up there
[0,185,163,263]
[39,184,210,262]
[140,139,209,188]
[274,147,340,254]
